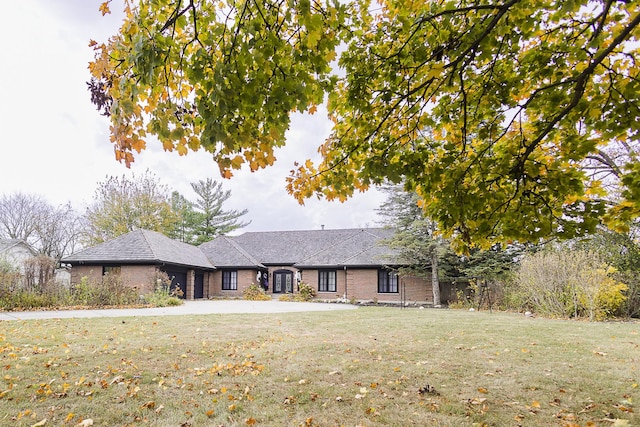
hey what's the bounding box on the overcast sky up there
[0,0,385,233]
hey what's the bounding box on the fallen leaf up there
[478,387,488,394]
[141,401,155,409]
[246,417,257,425]
[31,420,47,427]
[75,420,93,427]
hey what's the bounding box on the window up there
[102,266,121,276]
[318,270,337,292]
[222,270,238,290]
[378,269,399,293]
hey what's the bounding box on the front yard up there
[0,307,638,426]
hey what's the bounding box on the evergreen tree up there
[377,184,457,306]
[190,179,249,244]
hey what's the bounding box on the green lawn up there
[0,307,638,426]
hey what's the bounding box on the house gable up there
[0,239,37,272]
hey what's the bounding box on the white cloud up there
[0,0,384,232]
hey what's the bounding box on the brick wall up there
[299,268,432,303]
[209,269,257,297]
[69,265,157,295]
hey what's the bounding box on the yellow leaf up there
[231,155,244,169]
[228,404,236,411]
[31,420,47,427]
[65,413,75,422]
[99,1,111,15]
[162,140,174,151]
[176,143,188,156]
[531,401,541,408]
[246,418,257,425]
[478,387,488,394]
[206,409,215,417]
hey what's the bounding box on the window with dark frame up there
[222,270,238,290]
[102,266,121,276]
[378,269,399,293]
[318,270,337,292]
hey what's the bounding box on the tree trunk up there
[431,249,441,307]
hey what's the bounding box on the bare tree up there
[0,192,49,242]
[0,192,85,261]
[35,203,85,262]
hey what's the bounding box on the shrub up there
[243,284,271,301]
[295,282,316,302]
[70,274,139,307]
[512,249,628,320]
[277,283,317,302]
[143,273,183,307]
[144,289,183,307]
[144,271,184,307]
[71,276,94,306]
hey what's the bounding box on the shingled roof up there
[63,228,399,271]
[199,228,399,268]
[199,236,264,268]
[294,228,398,267]
[62,229,214,270]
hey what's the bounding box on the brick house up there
[62,228,434,304]
[62,230,215,299]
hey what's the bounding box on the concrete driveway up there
[0,299,357,321]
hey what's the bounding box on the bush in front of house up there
[243,284,271,301]
[143,272,183,307]
[296,282,316,301]
[69,274,140,307]
[279,282,317,302]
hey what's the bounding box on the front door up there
[273,270,293,294]
[194,273,204,299]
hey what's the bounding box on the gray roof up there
[199,236,264,268]
[295,228,399,267]
[62,229,214,270]
[63,228,399,271]
[200,228,399,268]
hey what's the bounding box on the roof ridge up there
[139,229,160,261]
[223,236,264,267]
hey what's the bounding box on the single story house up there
[62,230,216,299]
[0,239,38,274]
[62,228,435,304]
